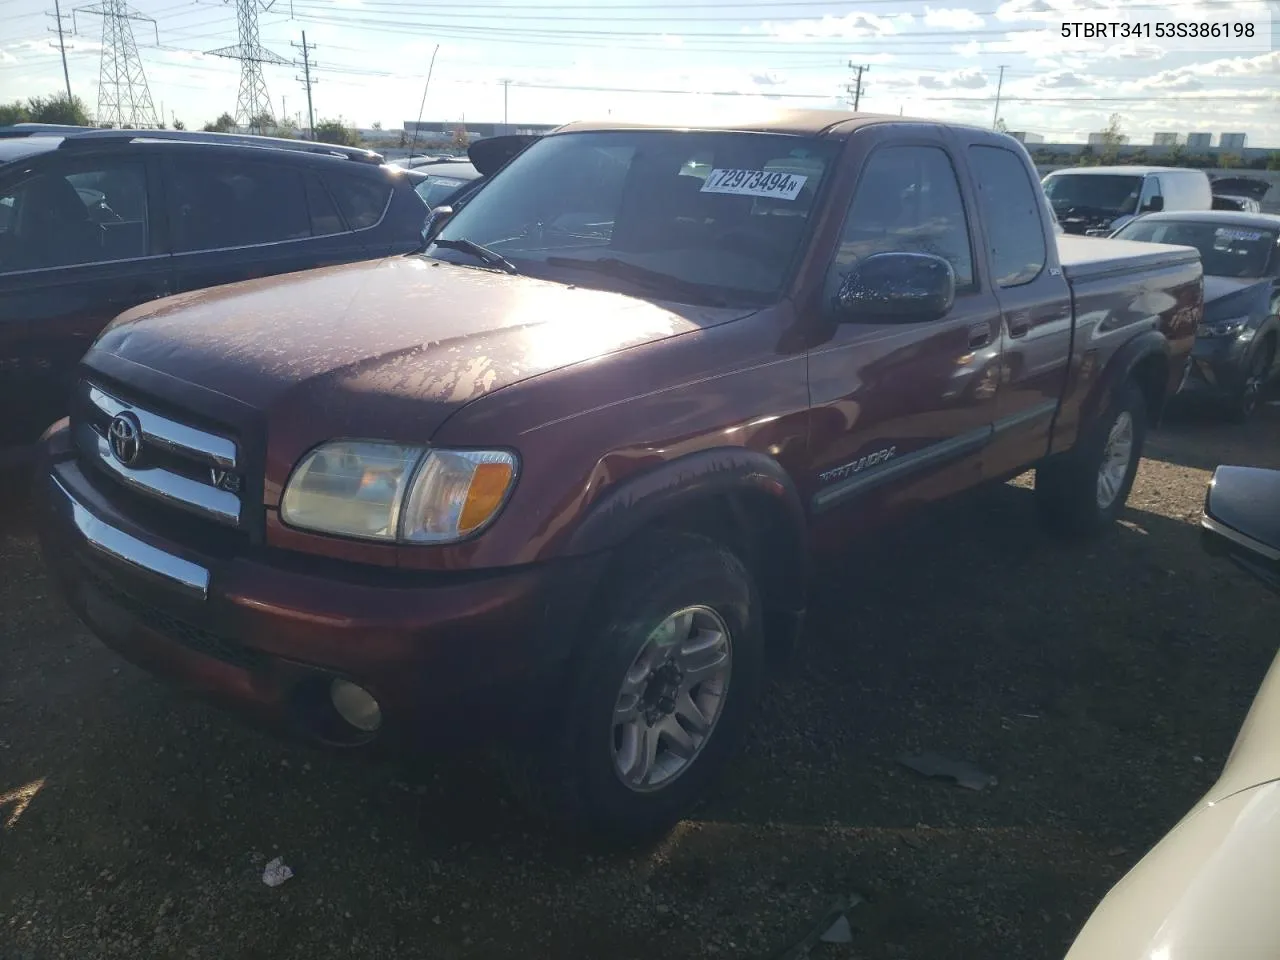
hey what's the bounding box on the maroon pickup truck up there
[35,111,1201,839]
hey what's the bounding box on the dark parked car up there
[399,157,483,207]
[0,126,433,465]
[37,111,1200,839]
[1112,211,1280,419]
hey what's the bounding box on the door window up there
[325,172,392,230]
[968,145,1047,287]
[0,160,148,273]
[168,159,311,252]
[828,144,974,306]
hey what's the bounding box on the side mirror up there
[1202,465,1280,596]
[1143,195,1165,213]
[421,204,454,246]
[835,252,955,323]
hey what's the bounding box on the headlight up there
[1198,316,1253,340]
[281,441,517,543]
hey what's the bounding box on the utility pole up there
[845,62,869,111]
[499,78,511,127]
[49,0,74,101]
[292,31,316,138]
[992,64,1008,129]
[280,94,286,122]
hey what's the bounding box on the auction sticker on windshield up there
[701,169,807,200]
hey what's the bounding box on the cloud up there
[1132,68,1205,91]
[923,6,985,30]
[1191,50,1279,77]
[1037,69,1090,88]
[918,67,989,89]
[761,11,902,42]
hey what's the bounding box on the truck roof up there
[554,108,949,138]
[1046,166,1204,176]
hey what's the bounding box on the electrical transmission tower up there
[73,0,159,127]
[207,0,288,133]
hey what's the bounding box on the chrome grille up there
[75,381,243,528]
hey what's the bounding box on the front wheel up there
[509,531,764,842]
[1035,381,1147,537]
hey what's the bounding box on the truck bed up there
[1056,234,1201,282]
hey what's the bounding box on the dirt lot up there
[3,404,1279,960]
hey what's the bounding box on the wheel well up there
[648,491,807,663]
[1130,353,1169,427]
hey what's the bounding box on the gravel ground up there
[3,402,1279,960]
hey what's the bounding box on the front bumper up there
[36,430,602,750]
[1176,334,1256,401]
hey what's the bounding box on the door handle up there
[1008,315,1031,339]
[968,323,992,349]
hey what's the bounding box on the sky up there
[1,0,1278,145]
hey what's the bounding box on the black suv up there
[0,125,432,463]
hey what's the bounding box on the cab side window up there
[0,160,149,273]
[968,145,1046,287]
[827,144,974,310]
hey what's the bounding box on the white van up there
[1041,166,1212,236]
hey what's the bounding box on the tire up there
[503,531,764,844]
[1035,380,1147,537]
[1227,338,1275,423]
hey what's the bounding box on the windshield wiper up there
[543,256,733,307]
[432,237,519,274]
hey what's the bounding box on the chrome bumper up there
[49,473,210,600]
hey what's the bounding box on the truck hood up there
[92,256,739,442]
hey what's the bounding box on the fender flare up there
[565,447,809,615]
[1079,330,1172,432]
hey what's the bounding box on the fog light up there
[329,679,382,732]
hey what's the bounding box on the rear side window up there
[305,173,345,236]
[832,144,974,291]
[168,159,310,252]
[968,145,1047,287]
[326,173,391,230]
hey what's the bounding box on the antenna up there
[73,0,159,127]
[206,0,289,133]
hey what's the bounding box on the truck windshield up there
[1042,173,1143,217]
[428,130,841,306]
[1114,219,1277,278]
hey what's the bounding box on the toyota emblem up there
[107,412,143,466]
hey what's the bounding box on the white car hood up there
[1064,780,1280,960]
[1065,649,1280,960]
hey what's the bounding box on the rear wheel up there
[1229,338,1275,423]
[505,531,764,842]
[1035,381,1147,537]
